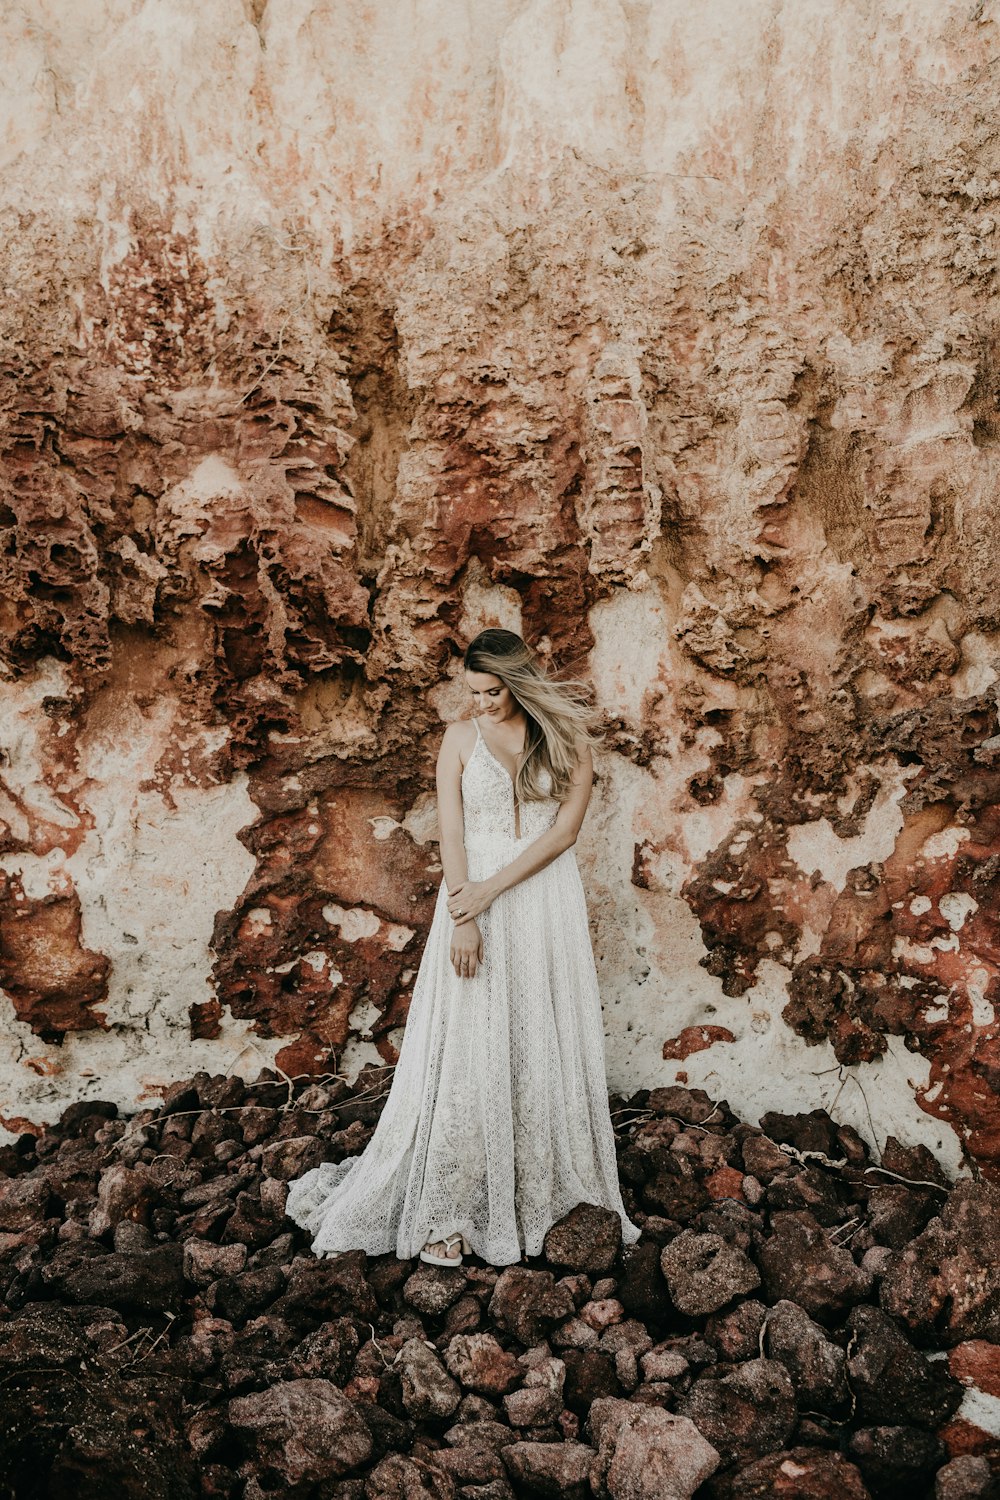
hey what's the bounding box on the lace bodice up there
[461,718,559,847]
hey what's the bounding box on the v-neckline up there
[475,717,525,788]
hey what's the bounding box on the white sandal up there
[419,1231,471,1267]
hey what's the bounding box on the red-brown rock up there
[588,1396,720,1500]
[443,1332,522,1396]
[720,1448,871,1499]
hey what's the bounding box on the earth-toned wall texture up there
[2,0,1000,1176]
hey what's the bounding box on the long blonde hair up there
[463,629,601,802]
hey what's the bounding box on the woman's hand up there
[450,919,483,980]
[446,880,495,924]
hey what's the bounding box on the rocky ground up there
[1,1069,999,1500]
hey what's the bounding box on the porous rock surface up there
[1,1069,999,1498]
[3,3,1000,1181]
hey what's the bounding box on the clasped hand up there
[446,879,494,924]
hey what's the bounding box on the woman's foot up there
[419,1232,471,1267]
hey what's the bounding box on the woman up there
[284,628,640,1267]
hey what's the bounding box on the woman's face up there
[465,669,517,721]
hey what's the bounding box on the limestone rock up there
[5,0,1000,1194]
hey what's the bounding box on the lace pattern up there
[284,717,641,1265]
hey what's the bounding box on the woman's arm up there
[445,743,594,923]
[436,721,471,894]
[436,721,484,979]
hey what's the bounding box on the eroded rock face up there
[2,2,1000,1183]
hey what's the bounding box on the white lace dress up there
[284,717,641,1266]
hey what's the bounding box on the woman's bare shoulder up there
[572,736,594,776]
[439,718,478,763]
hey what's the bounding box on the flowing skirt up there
[284,833,641,1266]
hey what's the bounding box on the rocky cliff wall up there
[2,0,1000,1176]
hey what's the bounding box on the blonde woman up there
[285,628,640,1267]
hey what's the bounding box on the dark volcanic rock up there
[182,1237,248,1286]
[487,1266,574,1345]
[444,1418,519,1454]
[269,1248,377,1331]
[739,1131,792,1183]
[847,1425,946,1496]
[542,1203,623,1274]
[846,1305,963,1429]
[561,1346,624,1414]
[363,1451,456,1499]
[221,1188,285,1250]
[758,1211,871,1321]
[933,1455,999,1499]
[642,1162,710,1223]
[763,1299,850,1415]
[659,1230,760,1317]
[261,1134,327,1180]
[705,1299,767,1362]
[502,1439,594,1499]
[403,1260,469,1316]
[0,1303,198,1499]
[41,1242,185,1314]
[765,1165,853,1227]
[205,1263,286,1323]
[0,1175,53,1230]
[88,1163,160,1238]
[285,1317,360,1384]
[678,1359,796,1467]
[397,1337,462,1419]
[617,1239,674,1325]
[503,1352,565,1427]
[229,1378,373,1484]
[759,1109,841,1158]
[444,1332,522,1395]
[2,1065,986,1500]
[57,1099,119,1137]
[867,1184,938,1248]
[646,1087,733,1127]
[881,1182,1000,1345]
